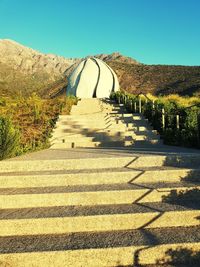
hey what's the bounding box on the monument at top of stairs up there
[66,57,119,98]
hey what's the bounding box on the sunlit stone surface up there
[67,57,119,98]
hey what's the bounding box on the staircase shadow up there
[122,157,200,266]
[52,114,136,146]
[156,247,200,267]
[161,161,200,210]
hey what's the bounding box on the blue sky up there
[0,0,200,65]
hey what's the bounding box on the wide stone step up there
[1,209,200,237]
[53,135,124,142]
[1,185,199,208]
[1,168,198,188]
[0,181,197,195]
[2,155,200,172]
[133,140,163,146]
[133,135,160,141]
[51,140,131,149]
[0,229,199,266]
[0,201,195,220]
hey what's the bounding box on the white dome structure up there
[66,57,119,98]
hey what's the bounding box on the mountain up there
[107,61,200,96]
[0,39,200,98]
[93,52,140,65]
[0,39,78,97]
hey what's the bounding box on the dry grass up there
[0,94,77,157]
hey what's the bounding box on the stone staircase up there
[0,152,200,266]
[50,98,162,148]
[0,98,200,266]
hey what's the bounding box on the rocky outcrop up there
[0,39,76,77]
[0,39,79,97]
[95,52,140,65]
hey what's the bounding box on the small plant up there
[0,117,20,160]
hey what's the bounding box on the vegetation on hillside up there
[0,94,77,160]
[108,61,200,96]
[0,62,67,98]
[111,91,200,148]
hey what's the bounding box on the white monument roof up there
[67,57,119,98]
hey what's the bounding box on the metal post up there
[139,97,142,113]
[130,99,133,112]
[176,114,180,130]
[123,95,125,105]
[152,100,155,109]
[152,100,155,125]
[134,102,137,113]
[162,108,165,131]
[197,113,200,147]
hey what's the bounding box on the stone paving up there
[0,99,200,266]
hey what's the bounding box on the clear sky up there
[0,0,200,65]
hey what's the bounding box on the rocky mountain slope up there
[0,39,77,97]
[0,39,200,97]
[0,39,76,75]
[108,61,200,96]
[94,52,140,65]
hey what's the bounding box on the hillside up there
[107,61,200,96]
[0,39,200,97]
[0,39,77,97]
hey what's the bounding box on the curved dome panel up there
[67,57,119,98]
[93,58,113,98]
[67,60,85,96]
[76,58,99,98]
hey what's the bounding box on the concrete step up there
[1,209,200,236]
[0,168,198,188]
[3,155,200,172]
[51,136,125,144]
[51,140,132,148]
[1,185,199,208]
[132,134,160,141]
[52,136,95,142]
[0,235,199,266]
[134,139,164,146]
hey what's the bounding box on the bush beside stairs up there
[0,98,200,266]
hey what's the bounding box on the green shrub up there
[111,92,200,148]
[0,117,20,160]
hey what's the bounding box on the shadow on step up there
[120,248,200,267]
[122,168,200,266]
[161,169,200,209]
[52,117,135,146]
[163,155,200,168]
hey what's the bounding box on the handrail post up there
[162,108,165,131]
[152,100,155,110]
[134,101,137,113]
[139,97,142,113]
[197,113,200,147]
[176,114,180,130]
[152,100,155,125]
[130,99,133,112]
[131,99,134,113]
[118,95,120,104]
